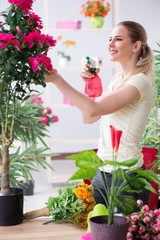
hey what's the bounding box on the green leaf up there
[114,195,137,215]
[124,175,145,191]
[104,158,138,167]
[132,169,160,184]
[68,168,96,181]
[67,150,104,169]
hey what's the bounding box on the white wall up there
[1,0,160,153]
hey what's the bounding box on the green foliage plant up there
[67,125,160,225]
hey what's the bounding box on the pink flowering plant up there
[0,0,56,196]
[126,200,160,239]
[29,94,59,127]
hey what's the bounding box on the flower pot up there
[0,188,24,226]
[89,16,104,29]
[58,57,69,67]
[90,215,129,240]
[21,180,34,196]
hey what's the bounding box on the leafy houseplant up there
[67,125,160,227]
[0,0,56,196]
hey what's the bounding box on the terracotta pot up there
[90,215,129,240]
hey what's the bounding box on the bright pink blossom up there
[131,214,140,222]
[53,115,59,122]
[30,94,43,104]
[29,13,43,29]
[149,210,155,218]
[138,226,146,235]
[143,216,150,225]
[28,56,40,72]
[46,107,52,114]
[0,33,21,50]
[142,205,149,212]
[126,232,133,239]
[137,199,143,207]
[153,224,160,233]
[41,115,49,126]
[8,0,34,14]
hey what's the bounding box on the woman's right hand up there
[80,63,100,81]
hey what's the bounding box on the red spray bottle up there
[84,56,103,97]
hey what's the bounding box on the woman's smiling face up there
[108,25,136,64]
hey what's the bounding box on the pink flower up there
[155,209,160,217]
[44,34,57,47]
[40,53,53,71]
[0,33,21,50]
[143,216,150,225]
[53,115,59,122]
[149,210,155,218]
[128,224,138,233]
[138,226,146,235]
[143,233,152,240]
[142,205,149,212]
[137,199,143,207]
[126,232,133,239]
[29,13,43,29]
[30,94,43,104]
[46,107,52,114]
[156,218,160,225]
[41,115,49,126]
[153,224,160,233]
[131,214,140,222]
[28,56,40,71]
[8,0,34,14]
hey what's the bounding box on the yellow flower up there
[63,40,76,47]
[56,36,62,41]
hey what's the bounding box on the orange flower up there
[80,0,110,17]
[75,187,88,199]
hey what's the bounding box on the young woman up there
[45,21,155,206]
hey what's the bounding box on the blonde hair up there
[117,21,155,85]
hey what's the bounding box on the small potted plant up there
[66,125,160,240]
[56,36,76,67]
[80,0,111,29]
[0,0,56,226]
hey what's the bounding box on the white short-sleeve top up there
[97,72,154,172]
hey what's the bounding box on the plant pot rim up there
[0,187,24,197]
[90,215,129,227]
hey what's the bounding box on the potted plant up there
[80,0,111,29]
[66,125,160,240]
[0,0,56,225]
[56,36,76,67]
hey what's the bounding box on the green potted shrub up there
[0,0,56,225]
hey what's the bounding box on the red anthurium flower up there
[110,125,116,152]
[110,125,122,156]
[114,129,122,155]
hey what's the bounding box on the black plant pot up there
[21,180,34,196]
[0,188,24,226]
[90,215,129,240]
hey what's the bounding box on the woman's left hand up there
[45,69,59,84]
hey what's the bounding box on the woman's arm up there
[45,70,141,122]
